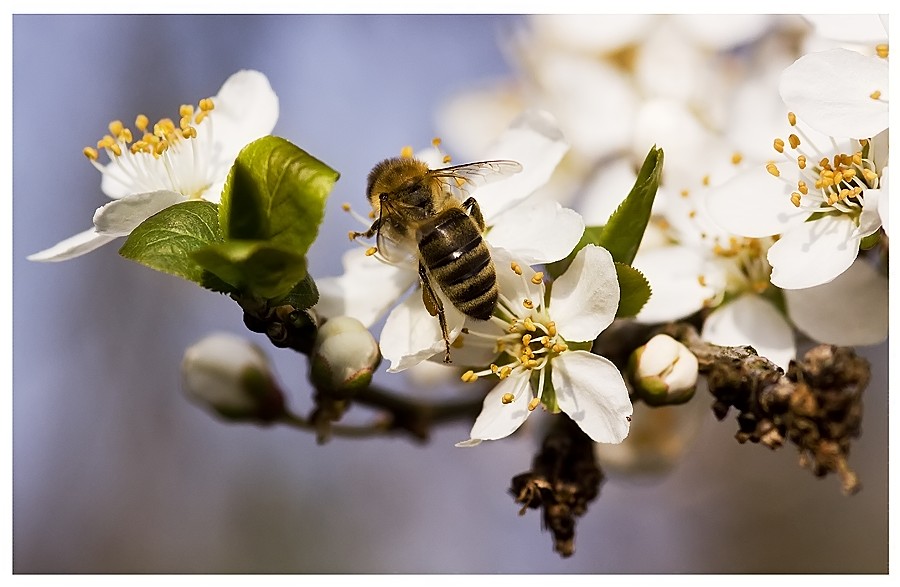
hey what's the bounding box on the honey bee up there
[350,156,522,363]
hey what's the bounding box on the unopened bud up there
[629,334,698,406]
[310,316,381,397]
[182,332,285,423]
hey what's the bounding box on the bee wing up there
[374,201,417,264]
[427,160,523,201]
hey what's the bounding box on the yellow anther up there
[863,169,878,183]
[697,274,707,287]
[819,157,831,169]
[523,299,534,310]
[766,163,780,177]
[341,203,351,212]
[788,112,797,126]
[194,111,209,125]
[82,146,98,160]
[688,210,697,219]
[833,170,844,184]
[859,139,869,148]
[108,120,124,137]
[852,152,863,166]
[499,366,512,379]
[788,134,800,149]
[501,392,515,404]
[399,145,413,159]
[531,272,544,285]
[179,104,194,118]
[798,180,808,195]
[198,98,214,111]
[541,336,550,347]
[870,90,882,100]
[527,398,541,412]
[97,135,114,150]
[773,138,785,153]
[461,370,478,383]
[135,114,149,132]
[431,137,442,147]
[547,322,557,336]
[121,128,133,143]
[797,155,807,169]
[840,154,853,166]
[680,189,689,198]
[347,230,356,240]
[154,141,168,156]
[365,247,378,256]
[701,175,710,186]
[522,334,532,346]
[790,192,802,207]
[523,317,537,332]
[814,179,823,190]
[839,188,850,200]
[510,261,523,275]
[181,127,197,139]
[833,154,842,169]
[442,155,452,164]
[731,152,743,165]
[490,364,499,374]
[876,43,888,58]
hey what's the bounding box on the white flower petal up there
[27,227,118,262]
[530,14,658,53]
[633,245,718,324]
[440,317,506,368]
[552,351,632,444]
[634,23,706,103]
[804,15,888,44]
[701,294,796,370]
[91,190,188,236]
[858,189,883,236]
[706,166,807,238]
[381,289,466,373]
[550,245,619,342]
[529,51,637,161]
[436,82,523,161]
[577,157,638,226]
[314,249,417,326]
[671,14,773,50]
[784,259,888,346]
[780,49,889,139]
[768,215,860,289]
[461,371,533,444]
[475,110,569,221]
[207,69,279,161]
[485,199,584,265]
[632,99,717,190]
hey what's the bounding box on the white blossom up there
[29,70,279,262]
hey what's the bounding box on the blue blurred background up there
[13,14,887,573]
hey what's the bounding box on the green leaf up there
[219,135,339,256]
[191,240,309,299]
[272,272,320,311]
[615,262,652,318]
[595,147,664,265]
[119,200,225,287]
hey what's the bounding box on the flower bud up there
[310,316,381,396]
[182,332,285,423]
[629,334,698,406]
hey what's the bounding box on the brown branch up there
[663,323,869,495]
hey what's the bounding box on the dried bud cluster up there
[696,338,869,495]
[510,418,604,558]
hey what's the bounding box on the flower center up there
[765,112,880,222]
[460,262,567,412]
[82,97,217,199]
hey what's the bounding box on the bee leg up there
[349,218,380,241]
[419,262,452,363]
[461,197,485,231]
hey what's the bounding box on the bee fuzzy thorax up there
[366,157,433,208]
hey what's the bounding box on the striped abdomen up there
[418,208,497,320]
